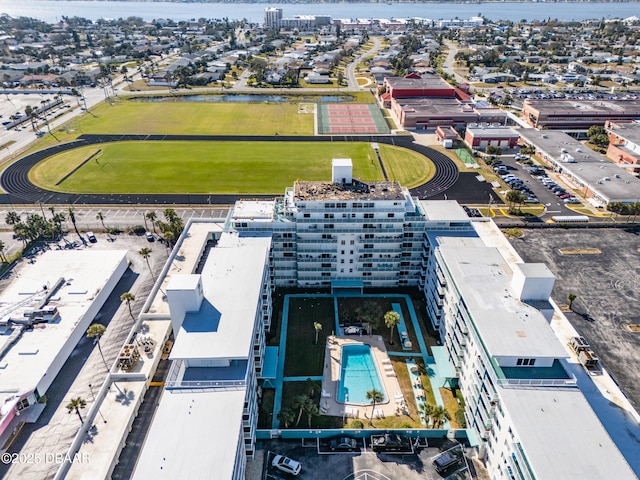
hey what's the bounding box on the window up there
[364,263,372,268]
[283,242,293,248]
[340,259,345,264]
[349,259,353,264]
[364,234,374,239]
[324,213,334,219]
[363,272,371,277]
[324,224,334,229]
[321,272,330,277]
[341,240,345,245]
[363,253,373,258]
[352,203,363,208]
[402,242,413,248]
[326,203,335,208]
[321,263,331,268]
[388,213,394,218]
[283,253,293,258]
[364,244,373,249]
[321,253,330,258]
[322,234,332,239]
[350,240,354,245]
[337,202,347,208]
[403,232,414,238]
[364,213,374,219]
[303,213,310,218]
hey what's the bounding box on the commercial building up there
[521,98,640,130]
[383,75,456,100]
[0,250,128,448]
[518,129,640,206]
[605,120,640,173]
[464,124,520,150]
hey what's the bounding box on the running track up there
[0,134,459,205]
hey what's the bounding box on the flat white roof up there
[132,388,246,480]
[231,200,275,221]
[514,262,554,279]
[0,250,127,395]
[500,386,636,479]
[420,200,471,222]
[332,158,352,166]
[437,245,567,359]
[170,233,271,360]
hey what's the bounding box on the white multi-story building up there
[131,162,635,479]
[132,232,272,480]
[263,7,283,29]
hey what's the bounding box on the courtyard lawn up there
[68,100,313,136]
[281,381,343,429]
[283,297,334,377]
[378,144,436,188]
[30,141,386,194]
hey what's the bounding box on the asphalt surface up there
[0,134,469,205]
[509,228,640,413]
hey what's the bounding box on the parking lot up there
[493,154,578,217]
[259,438,477,480]
[509,228,640,413]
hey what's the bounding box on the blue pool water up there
[338,344,386,404]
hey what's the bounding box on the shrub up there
[350,419,364,429]
[129,225,146,235]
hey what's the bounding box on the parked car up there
[344,326,364,335]
[565,197,581,204]
[559,193,571,199]
[145,231,155,242]
[272,455,301,476]
[329,437,359,451]
[370,434,412,452]
[86,231,97,243]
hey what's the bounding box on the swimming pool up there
[337,344,386,404]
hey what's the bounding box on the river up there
[0,0,639,24]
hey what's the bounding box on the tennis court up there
[317,103,391,135]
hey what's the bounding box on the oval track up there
[0,134,458,205]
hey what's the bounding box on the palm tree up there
[277,408,296,429]
[66,397,87,423]
[306,377,320,398]
[96,211,106,230]
[0,239,6,263]
[432,406,451,429]
[306,402,319,428]
[68,206,80,237]
[418,402,436,427]
[568,293,577,311]
[292,394,311,427]
[366,388,383,425]
[120,292,136,320]
[86,323,109,371]
[145,211,157,234]
[313,321,322,345]
[139,247,154,281]
[384,310,401,345]
[5,211,20,226]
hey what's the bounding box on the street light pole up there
[88,384,107,424]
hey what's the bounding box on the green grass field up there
[30,141,434,194]
[68,100,314,136]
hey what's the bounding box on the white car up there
[272,455,301,476]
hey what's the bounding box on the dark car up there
[330,437,358,451]
[370,434,412,452]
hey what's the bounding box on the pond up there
[132,94,352,103]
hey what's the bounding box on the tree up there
[568,293,576,310]
[366,389,383,425]
[293,394,311,427]
[306,377,320,398]
[68,206,80,237]
[306,402,319,428]
[313,321,322,345]
[139,247,154,281]
[96,211,106,230]
[5,211,20,225]
[418,402,436,427]
[0,239,6,263]
[384,311,401,345]
[277,408,295,428]
[431,405,451,429]
[66,397,87,423]
[86,323,109,371]
[356,301,382,334]
[145,211,157,233]
[120,292,136,320]
[506,190,526,212]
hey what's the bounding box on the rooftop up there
[437,245,568,359]
[500,386,636,479]
[385,75,454,91]
[132,388,246,480]
[524,98,640,115]
[420,200,472,222]
[169,233,271,361]
[0,249,127,396]
[465,125,520,138]
[519,129,640,202]
[293,180,405,201]
[607,120,640,146]
[230,200,275,222]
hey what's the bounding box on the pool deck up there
[320,335,406,421]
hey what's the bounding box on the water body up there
[134,94,350,102]
[0,0,638,24]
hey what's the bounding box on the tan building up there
[521,99,640,130]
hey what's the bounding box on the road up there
[442,40,468,85]
[344,35,382,90]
